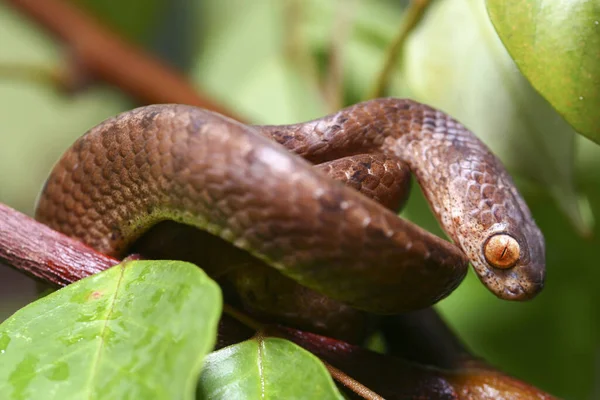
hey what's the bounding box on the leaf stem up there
[368,0,431,99]
[222,304,264,332]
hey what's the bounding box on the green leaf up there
[0,260,222,400]
[486,0,600,144]
[197,336,344,400]
[401,0,589,234]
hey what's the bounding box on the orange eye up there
[484,234,520,269]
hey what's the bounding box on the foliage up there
[0,261,222,399]
[487,0,600,143]
[198,337,343,400]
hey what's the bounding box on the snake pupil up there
[484,234,520,269]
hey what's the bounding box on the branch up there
[273,326,557,400]
[0,203,116,286]
[5,0,244,121]
[0,201,555,398]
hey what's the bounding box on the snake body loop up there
[35,98,545,314]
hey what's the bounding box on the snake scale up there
[35,98,545,328]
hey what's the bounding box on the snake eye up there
[484,234,520,269]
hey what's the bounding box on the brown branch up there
[5,0,244,121]
[0,202,555,398]
[274,326,557,400]
[0,203,116,286]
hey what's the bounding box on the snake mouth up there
[498,275,545,301]
[475,259,545,301]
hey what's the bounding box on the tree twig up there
[368,0,430,99]
[0,203,117,286]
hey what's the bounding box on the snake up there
[35,98,545,316]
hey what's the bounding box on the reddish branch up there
[0,202,556,399]
[0,203,116,286]
[6,0,243,121]
[273,326,557,400]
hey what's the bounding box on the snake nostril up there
[484,234,520,269]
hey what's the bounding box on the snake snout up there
[504,228,546,300]
[500,274,545,301]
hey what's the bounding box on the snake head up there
[452,173,546,301]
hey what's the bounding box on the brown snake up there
[35,98,545,317]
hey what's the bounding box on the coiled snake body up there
[36,98,545,325]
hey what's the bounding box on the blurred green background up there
[0,0,598,398]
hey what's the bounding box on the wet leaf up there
[197,336,344,400]
[487,0,600,144]
[401,0,589,234]
[0,260,221,400]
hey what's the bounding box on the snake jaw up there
[470,258,544,301]
[501,277,545,300]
